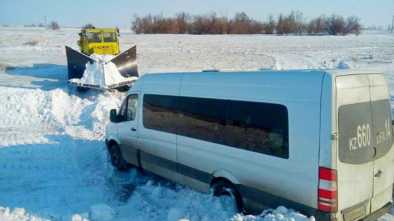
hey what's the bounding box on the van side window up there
[126,94,138,121]
[143,94,178,134]
[225,101,289,158]
[177,97,227,144]
[142,94,289,159]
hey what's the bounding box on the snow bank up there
[232,207,314,221]
[70,54,135,88]
[76,61,105,87]
[0,201,315,221]
[89,204,114,221]
[0,207,49,221]
[70,214,90,221]
[103,62,135,86]
[104,170,314,221]
[90,54,114,63]
[0,87,123,146]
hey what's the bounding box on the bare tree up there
[48,21,60,30]
[82,24,95,30]
[276,14,285,34]
[308,16,327,34]
[189,15,209,34]
[263,15,276,34]
[276,11,305,35]
[229,12,251,34]
[130,12,361,35]
[176,12,189,34]
[293,11,306,34]
[345,16,361,35]
[326,15,346,35]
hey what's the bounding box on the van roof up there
[132,69,384,103]
[137,69,383,84]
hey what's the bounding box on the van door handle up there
[131,127,137,132]
[374,170,382,178]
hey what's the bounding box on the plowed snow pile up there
[0,27,393,221]
[69,54,136,88]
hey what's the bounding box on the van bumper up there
[361,202,392,221]
[318,202,393,221]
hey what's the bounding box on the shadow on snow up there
[4,64,68,90]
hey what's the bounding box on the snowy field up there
[0,27,393,221]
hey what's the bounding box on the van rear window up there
[338,99,393,164]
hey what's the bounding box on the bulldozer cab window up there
[103,32,117,42]
[86,32,101,43]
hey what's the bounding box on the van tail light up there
[318,167,338,212]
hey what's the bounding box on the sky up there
[0,0,393,28]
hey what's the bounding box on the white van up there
[105,70,394,221]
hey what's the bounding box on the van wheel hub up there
[108,143,131,171]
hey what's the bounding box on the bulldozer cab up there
[78,28,120,56]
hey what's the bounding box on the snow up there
[0,27,393,221]
[69,54,137,88]
[0,207,50,221]
[103,62,136,86]
[231,206,314,221]
[72,61,105,87]
[336,60,352,69]
[89,204,114,221]
[90,54,115,63]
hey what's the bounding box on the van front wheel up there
[212,180,243,213]
[107,143,131,171]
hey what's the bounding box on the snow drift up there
[69,54,137,89]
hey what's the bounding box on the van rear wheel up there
[76,86,89,93]
[107,143,131,171]
[212,180,243,213]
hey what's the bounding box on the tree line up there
[131,12,361,35]
[24,21,60,30]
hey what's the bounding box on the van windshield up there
[338,99,393,164]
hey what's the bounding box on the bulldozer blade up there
[65,46,94,80]
[110,45,139,78]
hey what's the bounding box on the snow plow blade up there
[65,46,94,80]
[69,78,137,90]
[110,45,139,78]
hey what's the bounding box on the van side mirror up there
[110,109,118,123]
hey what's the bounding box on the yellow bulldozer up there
[65,27,138,91]
[78,27,120,55]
